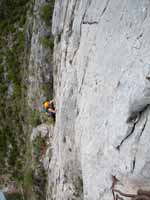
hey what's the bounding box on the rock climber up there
[43,99,56,116]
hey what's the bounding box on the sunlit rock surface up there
[47,0,150,199]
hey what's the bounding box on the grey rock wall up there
[48,0,150,200]
[23,0,54,199]
[26,0,53,110]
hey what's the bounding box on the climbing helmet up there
[43,101,49,109]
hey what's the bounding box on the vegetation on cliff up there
[0,0,30,182]
[0,0,55,199]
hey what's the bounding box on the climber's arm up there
[49,99,54,105]
[48,108,56,113]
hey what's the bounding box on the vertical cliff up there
[0,0,54,199]
[47,0,150,199]
[1,0,150,200]
[24,0,54,199]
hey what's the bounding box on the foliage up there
[40,112,55,125]
[0,0,30,180]
[40,36,54,51]
[32,135,48,166]
[28,111,41,127]
[41,82,53,99]
[5,193,24,200]
[40,2,54,26]
[0,0,55,199]
[23,167,34,189]
[73,176,83,197]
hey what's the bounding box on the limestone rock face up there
[26,0,53,110]
[47,0,150,199]
[30,123,54,200]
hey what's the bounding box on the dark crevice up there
[142,7,148,23]
[131,157,136,173]
[68,0,79,38]
[64,47,68,66]
[116,106,149,151]
[82,0,110,27]
[126,104,149,124]
[83,21,98,25]
[100,0,111,18]
[136,33,143,40]
[63,0,78,65]
[116,123,136,151]
[78,68,87,93]
[139,108,149,138]
[63,136,66,143]
[131,108,149,173]
[120,13,124,21]
[69,0,93,65]
[62,0,70,31]
[126,113,140,124]
[70,0,109,65]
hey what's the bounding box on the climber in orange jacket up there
[43,99,56,115]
